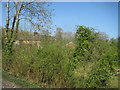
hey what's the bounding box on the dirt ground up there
[2,79,20,88]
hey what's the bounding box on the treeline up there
[2,27,75,42]
[2,26,118,88]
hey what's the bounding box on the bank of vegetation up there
[2,25,119,88]
[2,2,119,88]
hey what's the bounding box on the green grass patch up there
[2,70,41,88]
[107,76,118,88]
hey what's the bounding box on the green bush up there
[5,42,74,87]
[2,26,118,88]
[71,26,118,88]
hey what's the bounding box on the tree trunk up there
[3,2,23,71]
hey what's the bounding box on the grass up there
[75,61,95,78]
[107,75,118,88]
[2,70,41,88]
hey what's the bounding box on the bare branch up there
[5,2,10,38]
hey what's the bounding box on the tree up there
[3,1,52,71]
[97,32,109,40]
[62,32,75,41]
[73,26,95,61]
[55,27,63,40]
[43,30,51,36]
[17,30,31,40]
[41,29,51,41]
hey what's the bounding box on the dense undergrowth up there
[2,26,119,88]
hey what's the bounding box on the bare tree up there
[62,32,75,40]
[3,1,52,62]
[55,27,63,40]
[41,29,51,40]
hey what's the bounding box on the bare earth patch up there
[2,79,20,88]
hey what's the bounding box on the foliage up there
[3,2,52,71]
[70,26,118,88]
[2,25,118,88]
[72,26,96,72]
[4,41,73,88]
[74,26,95,60]
[86,55,113,88]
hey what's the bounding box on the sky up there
[0,2,118,39]
[50,2,118,39]
[118,2,120,37]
